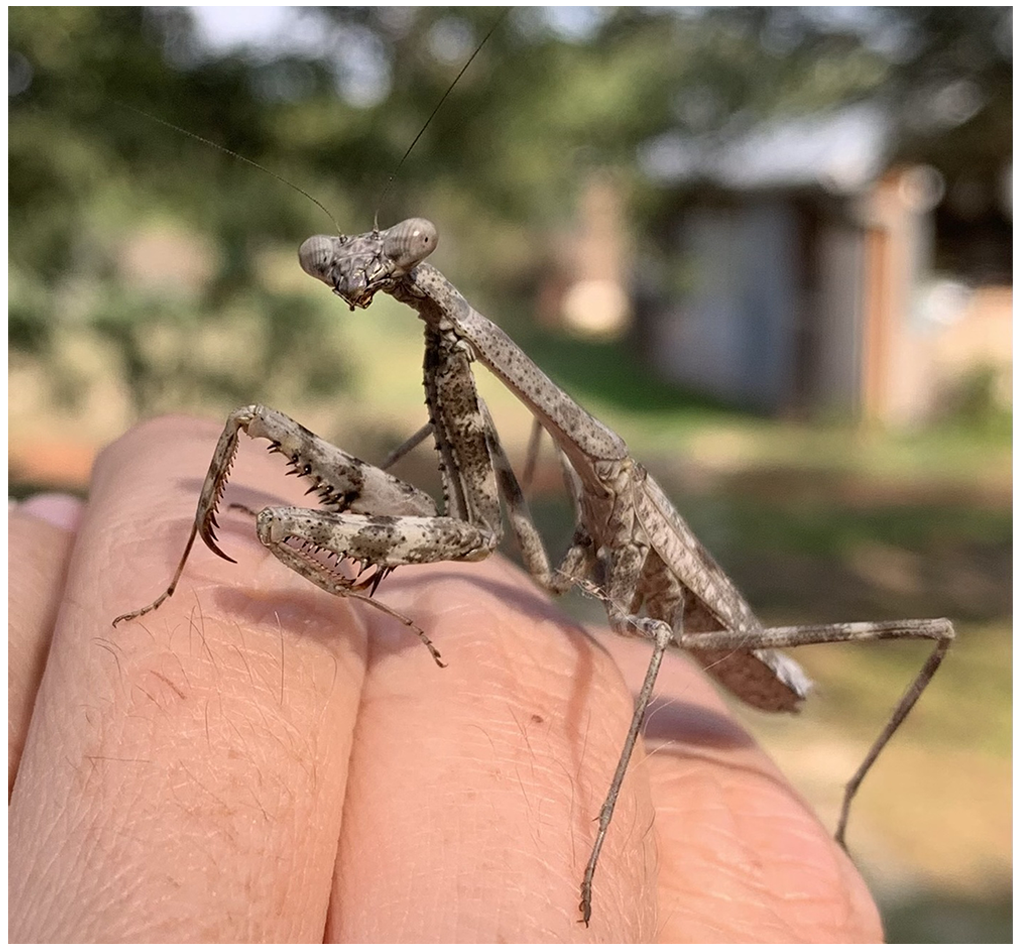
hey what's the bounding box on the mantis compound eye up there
[298,234,343,283]
[382,217,439,273]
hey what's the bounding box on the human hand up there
[9,416,881,941]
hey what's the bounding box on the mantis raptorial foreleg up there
[112,403,500,666]
[299,218,955,925]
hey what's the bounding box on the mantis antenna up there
[373,7,510,229]
[116,8,510,236]
[112,98,345,235]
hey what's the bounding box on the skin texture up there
[9,415,882,942]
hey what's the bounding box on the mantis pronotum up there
[115,214,954,925]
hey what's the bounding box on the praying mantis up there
[115,215,954,925]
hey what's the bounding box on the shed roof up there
[640,103,892,195]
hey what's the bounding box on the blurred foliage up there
[9,6,1012,414]
[934,363,1013,435]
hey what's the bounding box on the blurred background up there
[9,7,1011,940]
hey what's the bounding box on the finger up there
[9,415,367,942]
[648,714,881,941]
[9,495,84,789]
[329,556,659,941]
[601,634,881,940]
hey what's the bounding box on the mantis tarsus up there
[115,215,954,926]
